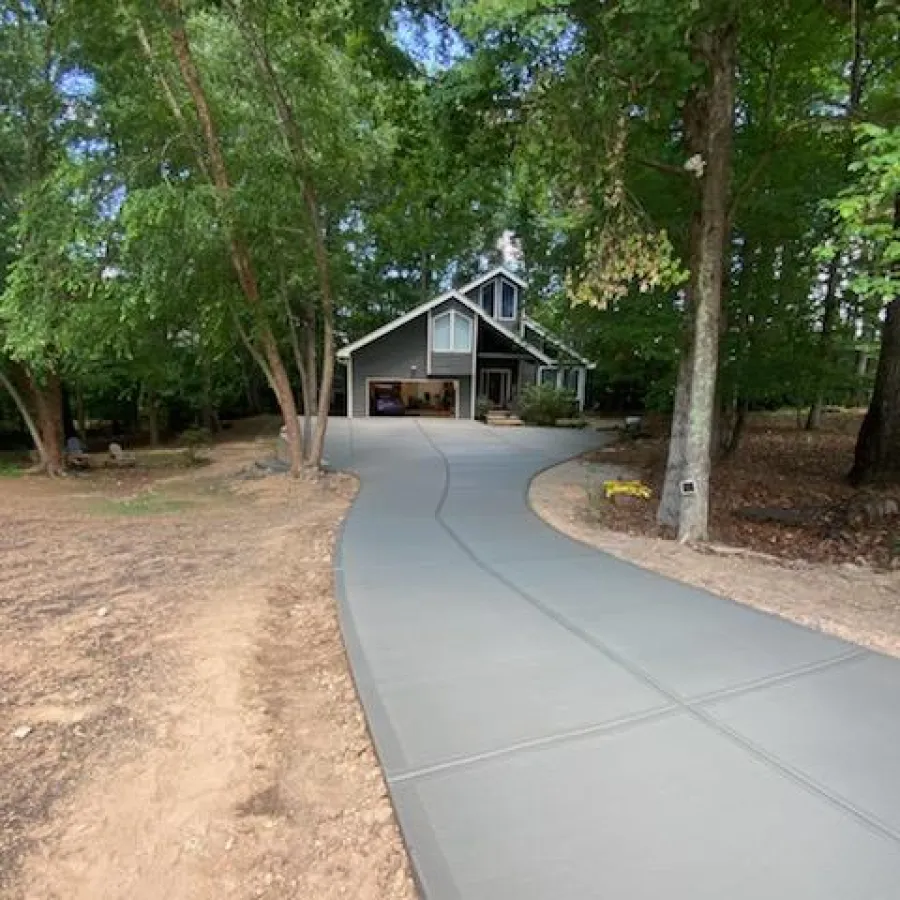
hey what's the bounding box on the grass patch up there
[0,454,28,477]
[89,492,193,517]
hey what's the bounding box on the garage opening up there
[368,380,457,417]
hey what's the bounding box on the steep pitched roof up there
[521,315,596,369]
[336,290,553,365]
[458,265,528,295]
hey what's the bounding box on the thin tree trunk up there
[0,364,48,465]
[721,397,749,458]
[147,389,161,446]
[806,255,842,429]
[75,384,87,442]
[282,285,314,461]
[61,383,77,440]
[304,305,318,454]
[808,0,865,429]
[162,1,303,475]
[677,20,737,543]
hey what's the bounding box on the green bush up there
[517,384,577,426]
[179,426,212,464]
[475,396,495,420]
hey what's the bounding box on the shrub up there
[475,396,495,420]
[180,426,212,464]
[517,384,577,426]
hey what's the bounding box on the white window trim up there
[537,365,561,388]
[432,309,473,353]
[498,279,518,322]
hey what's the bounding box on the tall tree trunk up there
[806,255,842,429]
[658,342,694,529]
[849,193,900,484]
[808,0,866,429]
[677,21,737,543]
[658,89,705,531]
[721,396,749,458]
[302,306,318,458]
[0,364,48,465]
[28,370,65,475]
[146,388,161,446]
[283,286,315,461]
[849,295,900,484]
[61,383,77,440]
[161,1,303,475]
[75,384,87,443]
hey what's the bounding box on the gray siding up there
[430,353,471,376]
[429,299,474,377]
[350,316,427,418]
[456,375,474,419]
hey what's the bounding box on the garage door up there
[368,380,458,417]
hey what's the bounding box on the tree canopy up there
[1,0,898,536]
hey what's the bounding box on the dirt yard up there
[531,412,900,659]
[0,423,413,900]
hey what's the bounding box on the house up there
[337,265,595,419]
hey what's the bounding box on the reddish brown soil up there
[592,411,900,568]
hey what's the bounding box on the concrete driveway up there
[326,418,900,899]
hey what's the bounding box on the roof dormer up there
[460,266,526,328]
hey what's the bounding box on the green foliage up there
[833,125,900,303]
[179,426,213,464]
[517,384,577,426]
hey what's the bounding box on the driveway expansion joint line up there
[412,419,900,850]
[387,704,681,785]
[687,647,869,707]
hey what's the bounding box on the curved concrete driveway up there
[327,418,900,899]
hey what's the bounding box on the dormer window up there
[432,309,473,352]
[500,280,517,320]
[480,282,495,317]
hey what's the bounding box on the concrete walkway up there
[326,418,900,899]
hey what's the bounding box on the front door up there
[480,369,511,407]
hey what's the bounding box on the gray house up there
[337,265,594,419]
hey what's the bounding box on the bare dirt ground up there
[0,421,413,900]
[531,417,900,659]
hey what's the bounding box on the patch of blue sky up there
[391,8,469,73]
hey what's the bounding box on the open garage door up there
[368,380,458,417]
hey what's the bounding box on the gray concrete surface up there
[326,417,900,899]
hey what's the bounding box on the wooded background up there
[1,0,897,540]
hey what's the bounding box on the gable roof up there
[336,289,553,365]
[458,265,528,296]
[521,314,596,369]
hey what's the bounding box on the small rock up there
[97,606,109,618]
[12,725,32,740]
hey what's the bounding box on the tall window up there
[500,281,517,320]
[480,282,496,317]
[432,310,473,352]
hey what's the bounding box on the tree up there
[840,126,900,483]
